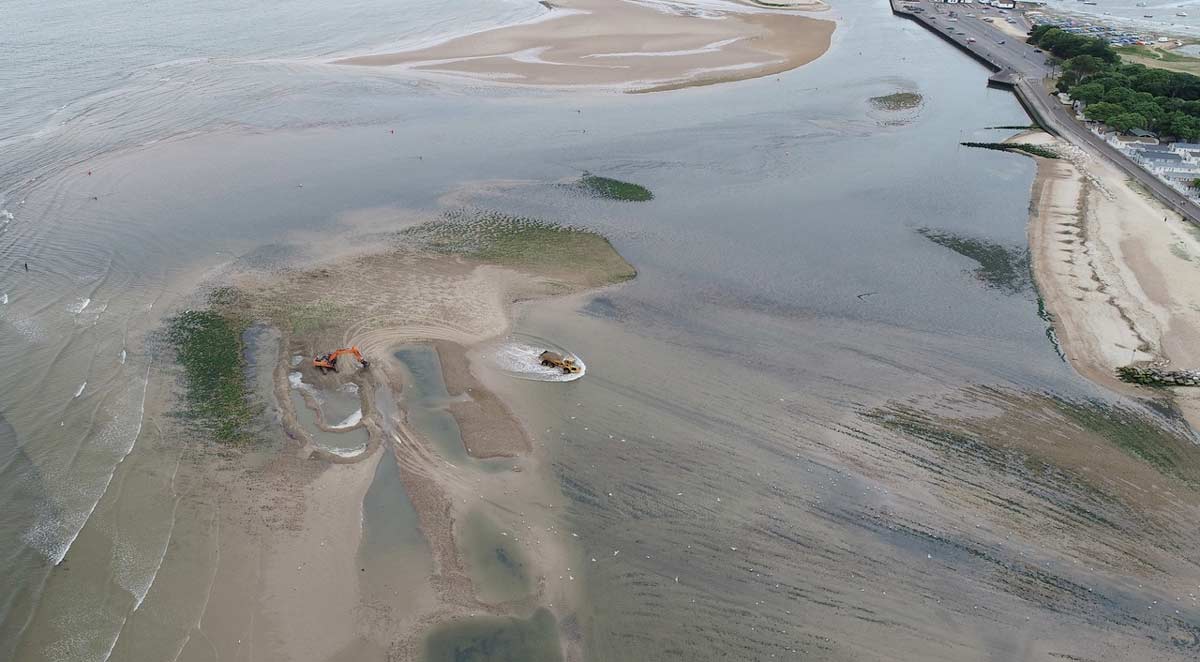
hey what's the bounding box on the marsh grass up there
[869,92,923,111]
[166,301,260,444]
[403,209,636,285]
[574,174,653,202]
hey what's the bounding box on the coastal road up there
[897,0,1200,226]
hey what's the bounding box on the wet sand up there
[1018,130,1200,431]
[334,0,835,92]
[161,215,637,660]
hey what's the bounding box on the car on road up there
[998,39,1006,44]
[1033,48,1043,53]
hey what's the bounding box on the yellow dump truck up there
[539,350,581,374]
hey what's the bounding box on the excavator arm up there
[313,346,370,372]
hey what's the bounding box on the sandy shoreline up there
[334,0,835,92]
[1018,130,1200,431]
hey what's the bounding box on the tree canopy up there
[1030,25,1200,139]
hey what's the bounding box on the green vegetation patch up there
[869,92,923,111]
[574,173,654,202]
[166,302,260,443]
[918,228,1032,294]
[961,141,1060,159]
[1054,398,1200,483]
[423,608,562,662]
[402,209,636,285]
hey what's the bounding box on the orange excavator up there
[313,346,369,373]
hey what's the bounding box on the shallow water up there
[458,510,534,605]
[359,450,434,608]
[393,345,509,471]
[422,608,562,662]
[3,0,1199,659]
[288,387,370,454]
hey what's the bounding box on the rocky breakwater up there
[1117,365,1200,386]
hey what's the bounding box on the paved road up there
[897,0,1200,225]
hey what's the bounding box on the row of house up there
[1109,138,1200,196]
[1063,96,1200,198]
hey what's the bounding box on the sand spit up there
[158,214,634,661]
[334,0,835,93]
[1017,131,1200,431]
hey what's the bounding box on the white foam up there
[288,371,306,389]
[73,382,86,398]
[290,354,304,367]
[330,409,363,429]
[24,364,151,565]
[1,293,7,304]
[489,341,586,382]
[323,443,368,458]
[11,317,43,342]
[120,349,127,364]
[68,297,91,314]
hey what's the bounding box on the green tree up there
[1083,101,1125,123]
[1070,81,1107,104]
[1108,112,1148,132]
[1064,54,1106,83]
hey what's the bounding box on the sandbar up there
[334,0,835,92]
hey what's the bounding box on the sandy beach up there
[334,0,835,92]
[1019,130,1200,431]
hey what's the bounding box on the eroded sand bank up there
[1019,131,1200,431]
[334,0,835,92]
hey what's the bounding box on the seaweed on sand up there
[917,228,1032,295]
[166,292,260,444]
[869,92,923,111]
[573,173,654,202]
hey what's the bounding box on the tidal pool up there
[393,345,508,472]
[457,509,533,605]
[423,608,562,662]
